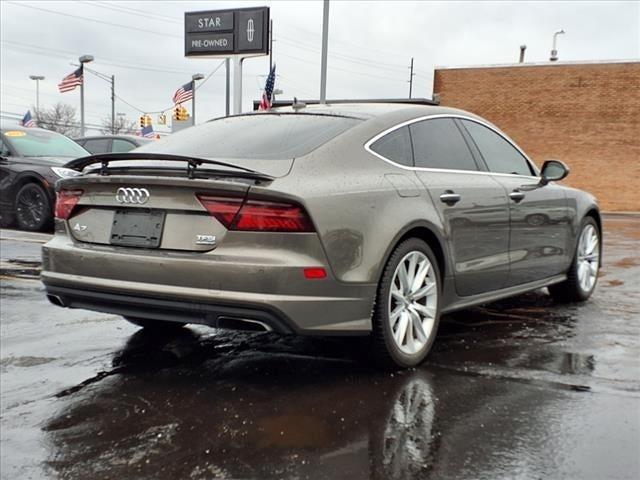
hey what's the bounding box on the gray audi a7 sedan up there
[41,102,601,367]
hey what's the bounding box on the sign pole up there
[233,56,244,114]
[225,58,231,117]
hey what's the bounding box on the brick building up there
[433,60,640,211]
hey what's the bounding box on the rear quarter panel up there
[250,119,445,285]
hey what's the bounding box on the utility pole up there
[319,0,329,104]
[225,58,230,116]
[29,75,44,114]
[110,75,115,134]
[191,73,204,124]
[408,57,415,98]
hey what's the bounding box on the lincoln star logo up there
[115,187,150,205]
[246,18,254,42]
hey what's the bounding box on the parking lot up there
[1,215,639,479]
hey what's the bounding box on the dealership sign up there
[184,7,269,57]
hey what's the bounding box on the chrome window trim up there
[364,113,540,180]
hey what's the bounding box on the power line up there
[114,60,226,114]
[5,2,182,39]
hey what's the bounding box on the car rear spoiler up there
[65,152,274,181]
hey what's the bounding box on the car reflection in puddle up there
[44,328,441,479]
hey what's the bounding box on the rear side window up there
[138,114,361,160]
[112,139,136,153]
[461,120,534,176]
[410,118,478,171]
[83,138,111,155]
[369,126,413,166]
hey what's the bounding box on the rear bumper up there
[41,232,376,335]
[45,284,297,334]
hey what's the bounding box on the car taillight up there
[196,195,244,228]
[55,189,83,219]
[234,200,314,232]
[197,194,314,232]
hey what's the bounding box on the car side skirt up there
[441,274,567,314]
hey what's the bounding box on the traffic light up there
[140,114,152,128]
[139,115,145,128]
[158,113,167,125]
[173,105,190,121]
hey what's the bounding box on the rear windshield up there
[2,129,89,158]
[137,113,361,160]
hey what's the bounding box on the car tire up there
[15,182,52,232]
[549,216,601,302]
[371,238,441,368]
[124,316,187,330]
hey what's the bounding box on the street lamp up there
[550,30,565,62]
[28,75,45,114]
[191,73,205,125]
[78,55,94,136]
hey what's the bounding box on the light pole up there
[78,54,94,136]
[29,75,44,115]
[191,73,205,125]
[550,29,565,62]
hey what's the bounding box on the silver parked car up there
[41,103,601,367]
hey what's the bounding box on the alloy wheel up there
[16,186,46,229]
[388,251,438,355]
[577,224,599,293]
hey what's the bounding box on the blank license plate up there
[110,209,165,248]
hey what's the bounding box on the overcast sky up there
[1,0,638,133]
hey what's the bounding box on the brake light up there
[196,194,314,232]
[55,189,83,219]
[234,200,314,232]
[196,195,244,228]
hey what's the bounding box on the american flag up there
[259,65,276,111]
[172,81,194,104]
[141,124,155,138]
[21,110,36,128]
[58,67,83,93]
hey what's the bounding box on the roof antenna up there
[292,97,306,111]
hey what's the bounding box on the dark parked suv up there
[1,127,86,231]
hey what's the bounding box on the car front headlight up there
[52,167,82,178]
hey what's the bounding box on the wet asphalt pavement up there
[1,217,639,479]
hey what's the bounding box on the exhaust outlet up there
[217,316,272,332]
[47,294,67,307]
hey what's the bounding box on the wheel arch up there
[378,220,449,285]
[14,172,53,201]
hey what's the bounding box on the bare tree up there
[35,103,80,137]
[100,115,138,135]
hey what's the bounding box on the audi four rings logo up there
[115,187,150,204]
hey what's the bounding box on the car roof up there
[1,125,61,134]
[259,103,489,136]
[270,102,485,123]
[74,135,145,141]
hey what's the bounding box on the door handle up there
[509,190,526,203]
[439,191,461,205]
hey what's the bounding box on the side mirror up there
[540,160,569,186]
